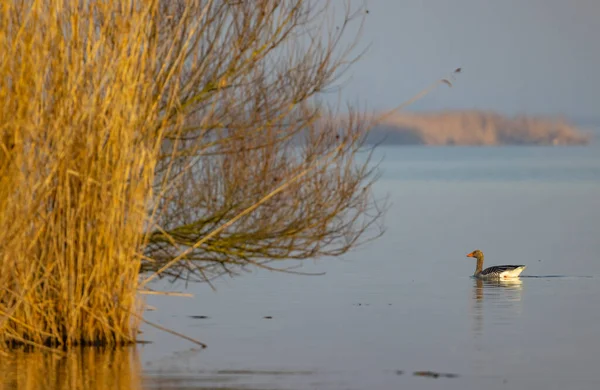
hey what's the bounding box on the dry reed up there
[0,0,187,349]
[0,0,387,351]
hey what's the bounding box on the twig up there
[139,316,207,349]
[374,68,462,124]
[140,141,347,288]
[138,290,194,297]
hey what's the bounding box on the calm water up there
[3,144,600,390]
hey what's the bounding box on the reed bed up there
[0,0,399,352]
[0,0,180,350]
[0,0,377,351]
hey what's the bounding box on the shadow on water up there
[143,369,315,390]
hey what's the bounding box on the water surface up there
[4,144,600,390]
[140,144,600,389]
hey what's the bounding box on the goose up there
[466,249,526,279]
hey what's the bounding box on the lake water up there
[2,143,600,390]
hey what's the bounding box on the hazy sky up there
[336,0,599,120]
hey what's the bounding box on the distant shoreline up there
[366,110,591,146]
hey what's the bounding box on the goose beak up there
[466,252,474,258]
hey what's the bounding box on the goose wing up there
[480,265,525,276]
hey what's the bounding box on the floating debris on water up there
[413,371,459,379]
[189,315,210,319]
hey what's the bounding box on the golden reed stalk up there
[0,0,176,350]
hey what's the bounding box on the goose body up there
[467,250,526,279]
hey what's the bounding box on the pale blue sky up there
[337,0,599,121]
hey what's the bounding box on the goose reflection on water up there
[471,278,524,338]
[469,278,526,374]
[473,278,523,302]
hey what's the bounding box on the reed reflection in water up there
[0,347,142,390]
